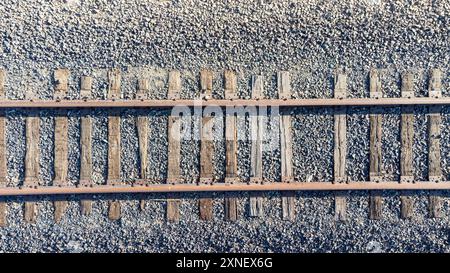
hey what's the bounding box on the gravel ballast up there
[0,0,450,252]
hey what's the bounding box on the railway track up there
[0,67,447,224]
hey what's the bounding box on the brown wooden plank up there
[200,69,213,100]
[249,191,264,217]
[369,194,382,220]
[401,72,414,98]
[24,116,40,187]
[108,69,121,100]
[80,200,92,216]
[281,191,295,220]
[199,70,214,220]
[429,195,442,218]
[224,194,238,221]
[334,192,347,221]
[369,69,382,99]
[53,113,69,222]
[166,76,182,222]
[199,198,213,221]
[108,200,121,220]
[251,75,264,100]
[334,107,347,183]
[54,200,68,223]
[400,104,415,218]
[334,69,347,99]
[429,108,442,182]
[79,111,93,215]
[400,195,413,219]
[399,73,415,218]
[166,198,180,222]
[224,70,237,100]
[333,71,348,221]
[279,72,295,220]
[167,116,182,184]
[278,71,290,100]
[250,75,263,182]
[107,70,122,220]
[53,68,70,100]
[369,111,383,219]
[54,69,70,222]
[79,75,93,188]
[168,70,181,100]
[0,202,6,227]
[24,115,39,223]
[0,69,5,98]
[280,114,294,183]
[400,107,414,183]
[107,114,121,185]
[80,76,93,100]
[224,73,239,220]
[54,115,69,185]
[136,78,149,100]
[429,69,442,98]
[140,199,146,211]
[369,69,383,219]
[107,113,121,220]
[428,105,443,218]
[369,111,383,182]
[249,75,264,217]
[24,201,37,224]
[428,69,443,218]
[136,115,149,183]
[225,115,238,182]
[200,117,214,183]
[80,114,92,185]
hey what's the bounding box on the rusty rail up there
[0,182,448,196]
[0,97,449,108]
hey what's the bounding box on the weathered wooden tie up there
[279,72,295,220]
[200,69,213,100]
[136,77,150,100]
[136,114,149,183]
[24,115,40,223]
[400,72,415,219]
[249,75,264,217]
[166,70,182,222]
[53,69,70,223]
[199,69,215,220]
[108,69,121,100]
[428,69,443,218]
[136,110,149,210]
[79,76,93,216]
[224,70,239,221]
[369,69,383,220]
[107,69,122,220]
[0,69,5,99]
[137,77,151,210]
[333,69,348,221]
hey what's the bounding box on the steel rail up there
[0,97,449,108]
[0,182,449,196]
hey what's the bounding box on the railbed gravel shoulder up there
[1,0,450,252]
